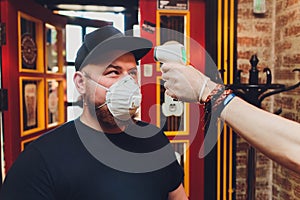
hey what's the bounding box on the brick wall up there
[236,0,300,199]
[274,0,300,122]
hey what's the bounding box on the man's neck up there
[80,108,126,134]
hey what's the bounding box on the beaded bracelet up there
[202,84,236,134]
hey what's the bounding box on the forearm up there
[220,97,300,173]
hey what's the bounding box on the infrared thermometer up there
[154,41,187,65]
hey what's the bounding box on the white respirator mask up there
[89,75,142,121]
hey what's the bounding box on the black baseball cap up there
[74,26,153,71]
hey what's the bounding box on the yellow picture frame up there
[46,78,65,128]
[45,23,65,74]
[18,12,44,73]
[171,140,190,196]
[20,76,45,136]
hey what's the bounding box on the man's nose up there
[122,71,137,79]
[121,72,139,83]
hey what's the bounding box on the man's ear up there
[73,71,86,94]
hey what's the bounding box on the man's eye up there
[107,70,120,75]
[129,69,138,76]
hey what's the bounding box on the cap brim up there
[79,36,153,70]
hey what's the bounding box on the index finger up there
[160,63,174,73]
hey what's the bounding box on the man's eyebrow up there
[106,64,122,70]
[106,65,138,71]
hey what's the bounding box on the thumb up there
[160,63,172,73]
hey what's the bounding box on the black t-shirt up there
[0,119,183,200]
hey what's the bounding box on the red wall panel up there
[139,1,206,199]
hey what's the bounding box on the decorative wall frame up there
[45,23,64,74]
[20,77,45,136]
[156,76,189,136]
[171,140,190,196]
[18,12,43,72]
[46,78,65,128]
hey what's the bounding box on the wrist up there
[220,94,237,121]
[201,84,235,113]
[223,93,236,106]
[199,80,218,103]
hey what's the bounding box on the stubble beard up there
[87,102,136,131]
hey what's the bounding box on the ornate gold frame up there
[19,76,45,136]
[18,12,44,73]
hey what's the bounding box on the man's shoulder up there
[42,120,75,138]
[29,120,76,149]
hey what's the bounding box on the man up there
[0,26,188,199]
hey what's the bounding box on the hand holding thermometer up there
[155,41,210,103]
[154,41,186,117]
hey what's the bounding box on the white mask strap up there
[83,72,109,91]
[83,72,109,109]
[88,78,109,91]
[97,102,107,109]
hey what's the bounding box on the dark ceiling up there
[33,0,139,12]
[33,0,140,30]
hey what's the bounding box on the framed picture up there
[45,24,58,73]
[46,79,65,128]
[18,12,43,72]
[20,77,45,136]
[157,76,189,136]
[171,140,189,196]
[21,136,39,151]
[45,24,64,73]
